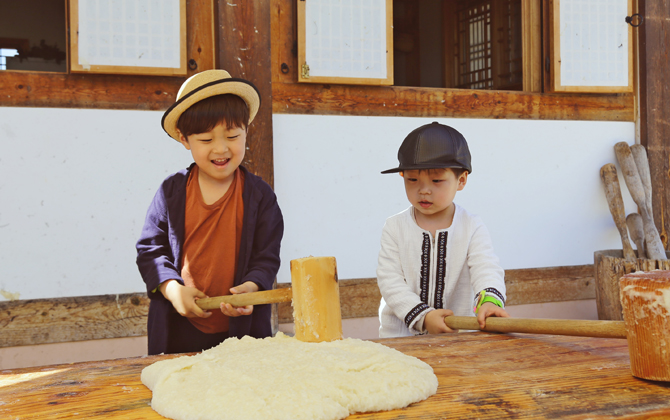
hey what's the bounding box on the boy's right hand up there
[424,309,458,334]
[160,280,212,319]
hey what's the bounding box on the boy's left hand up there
[220,281,259,317]
[476,302,510,329]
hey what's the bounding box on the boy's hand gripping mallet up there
[196,256,343,343]
[444,272,670,381]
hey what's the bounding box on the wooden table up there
[1,333,669,419]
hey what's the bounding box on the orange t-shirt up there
[181,166,245,333]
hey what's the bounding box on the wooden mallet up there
[444,271,670,381]
[195,256,343,343]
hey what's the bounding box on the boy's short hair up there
[403,167,468,178]
[177,94,250,138]
[382,122,472,174]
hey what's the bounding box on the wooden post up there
[638,0,670,251]
[216,0,274,187]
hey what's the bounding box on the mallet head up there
[620,271,670,382]
[291,256,343,343]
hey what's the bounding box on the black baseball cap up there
[381,122,472,174]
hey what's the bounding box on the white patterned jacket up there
[377,204,506,338]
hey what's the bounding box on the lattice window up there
[454,0,522,91]
[456,1,493,89]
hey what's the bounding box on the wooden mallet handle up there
[196,288,292,310]
[444,316,627,339]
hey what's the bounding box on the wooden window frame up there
[271,0,633,122]
[549,0,634,93]
[297,0,394,86]
[69,0,188,76]
[0,0,215,110]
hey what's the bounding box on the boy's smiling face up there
[402,168,467,223]
[178,122,247,186]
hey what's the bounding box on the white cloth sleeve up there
[466,222,506,304]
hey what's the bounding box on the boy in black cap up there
[136,70,283,354]
[377,122,508,338]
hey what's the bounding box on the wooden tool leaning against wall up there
[196,256,343,343]
[626,213,646,259]
[600,163,637,261]
[444,271,670,382]
[614,142,667,260]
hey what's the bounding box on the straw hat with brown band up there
[161,69,261,141]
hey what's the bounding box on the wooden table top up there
[1,332,669,419]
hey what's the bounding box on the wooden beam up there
[277,264,595,322]
[504,264,595,306]
[217,0,274,186]
[0,265,595,348]
[639,0,670,249]
[0,294,148,348]
[0,72,182,110]
[272,82,633,121]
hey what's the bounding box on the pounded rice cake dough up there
[142,332,438,420]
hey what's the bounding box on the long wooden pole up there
[444,316,627,339]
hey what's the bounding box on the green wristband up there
[475,293,503,314]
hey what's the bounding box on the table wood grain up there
[1,333,669,419]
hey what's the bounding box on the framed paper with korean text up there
[70,0,187,76]
[551,0,633,93]
[297,0,393,85]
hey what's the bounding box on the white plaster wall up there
[1,108,636,300]
[273,114,637,283]
[0,107,191,300]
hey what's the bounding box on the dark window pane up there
[393,0,522,91]
[0,0,67,72]
[394,0,446,88]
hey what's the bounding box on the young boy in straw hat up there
[137,70,284,355]
[377,122,508,338]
